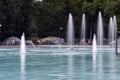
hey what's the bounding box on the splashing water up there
[20,33,26,53]
[97,12,103,48]
[108,17,114,45]
[67,13,74,49]
[80,13,86,43]
[113,15,117,38]
[92,34,97,53]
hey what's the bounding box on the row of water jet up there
[97,12,103,48]
[67,13,74,49]
[108,15,117,47]
[67,13,98,52]
[66,12,117,52]
[67,12,103,50]
[80,13,86,46]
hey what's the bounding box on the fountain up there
[92,34,97,71]
[113,15,117,33]
[67,13,74,50]
[92,34,97,53]
[1,11,120,80]
[97,12,103,48]
[108,17,114,45]
[108,16,117,46]
[20,33,26,53]
[80,13,86,45]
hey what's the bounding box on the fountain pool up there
[0,46,119,80]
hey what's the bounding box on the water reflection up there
[92,52,97,77]
[68,53,74,80]
[109,52,117,79]
[98,53,103,80]
[20,53,26,80]
[19,49,118,80]
[82,53,86,78]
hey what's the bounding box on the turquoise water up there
[0,47,120,80]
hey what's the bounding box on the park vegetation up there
[0,0,120,41]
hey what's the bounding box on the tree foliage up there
[0,0,120,40]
